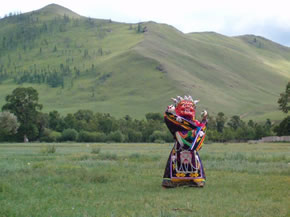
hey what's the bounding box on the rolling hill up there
[0,4,289,120]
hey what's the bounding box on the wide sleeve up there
[164,111,198,135]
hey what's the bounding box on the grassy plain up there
[0,142,289,217]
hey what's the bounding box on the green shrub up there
[106,130,125,142]
[127,129,142,142]
[149,130,169,142]
[78,131,106,142]
[40,128,61,142]
[61,128,78,141]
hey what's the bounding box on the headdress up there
[171,95,199,107]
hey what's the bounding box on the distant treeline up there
[0,108,280,143]
[36,111,278,143]
[0,109,173,143]
[206,113,275,142]
[0,62,112,88]
[0,87,288,143]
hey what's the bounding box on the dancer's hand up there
[167,105,175,113]
[201,110,207,118]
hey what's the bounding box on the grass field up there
[0,142,289,217]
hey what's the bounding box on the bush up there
[24,124,39,141]
[274,116,290,136]
[78,131,106,142]
[145,112,163,121]
[61,128,78,141]
[0,111,20,136]
[164,130,174,142]
[106,130,125,142]
[127,129,142,142]
[40,128,61,142]
[149,130,169,142]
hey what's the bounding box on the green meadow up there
[0,142,289,217]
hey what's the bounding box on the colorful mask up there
[171,95,199,120]
[175,100,196,120]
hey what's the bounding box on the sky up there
[1,0,290,46]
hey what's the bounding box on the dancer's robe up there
[162,111,207,187]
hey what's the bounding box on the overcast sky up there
[1,0,290,46]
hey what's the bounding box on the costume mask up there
[175,101,195,120]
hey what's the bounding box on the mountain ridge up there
[36,4,81,18]
[0,4,289,121]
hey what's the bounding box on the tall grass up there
[40,144,56,154]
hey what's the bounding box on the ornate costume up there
[162,96,208,188]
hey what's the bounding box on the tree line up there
[0,62,105,88]
[206,113,273,142]
[0,85,289,143]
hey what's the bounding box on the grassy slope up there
[0,142,289,216]
[137,25,289,119]
[0,5,179,118]
[0,4,289,120]
[191,33,290,120]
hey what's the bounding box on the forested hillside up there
[0,4,289,120]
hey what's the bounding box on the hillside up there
[0,4,289,120]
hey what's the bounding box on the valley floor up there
[0,142,289,217]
